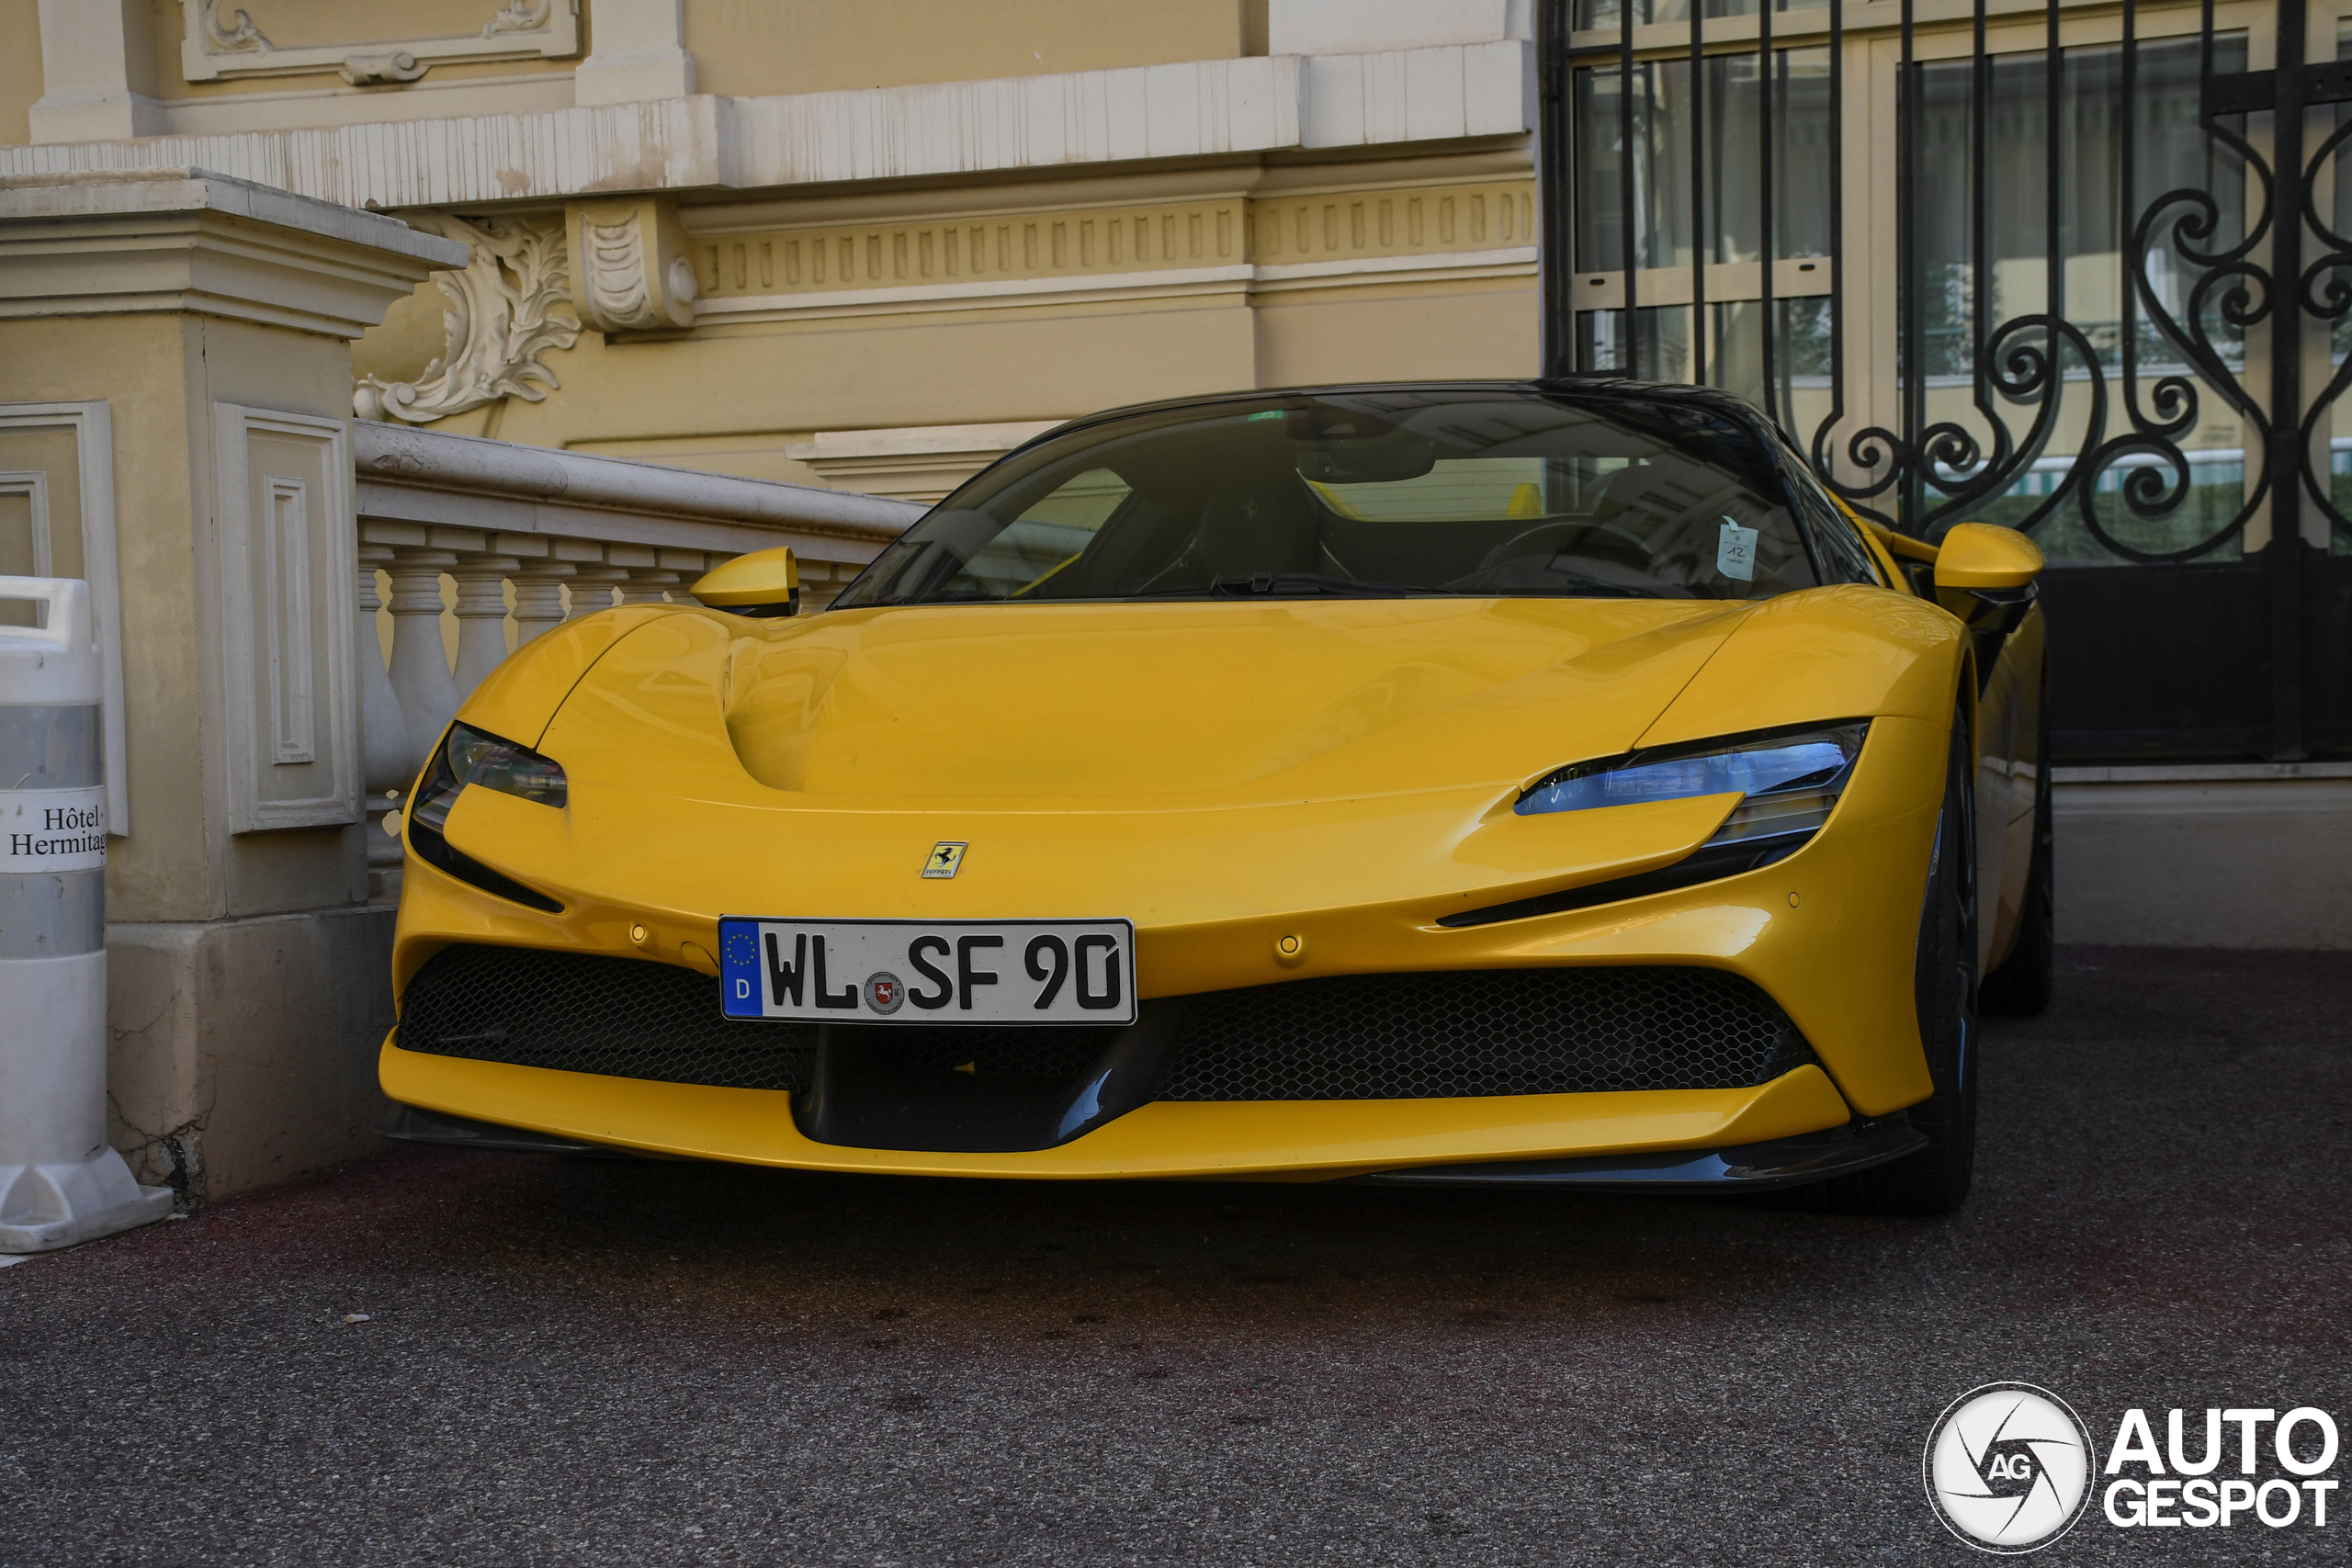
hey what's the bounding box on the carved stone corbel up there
[566,199,698,334]
[354,213,581,424]
[342,51,428,85]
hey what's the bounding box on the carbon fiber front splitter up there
[1350,1115,1925,1192]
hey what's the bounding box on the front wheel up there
[1798,708,1980,1215]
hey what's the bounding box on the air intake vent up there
[398,942,816,1092]
[1156,966,1807,1100]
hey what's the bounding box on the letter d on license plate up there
[717,918,1136,1026]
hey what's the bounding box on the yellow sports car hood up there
[425,584,1963,1004]
[594,596,1748,805]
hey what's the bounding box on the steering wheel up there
[1474,518,1656,575]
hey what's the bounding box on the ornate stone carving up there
[354,214,581,425]
[198,1,269,52]
[567,200,699,333]
[483,1,554,37]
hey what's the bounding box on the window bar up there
[1965,0,1995,524]
[2041,0,2068,525]
[1812,0,1849,496]
[2267,0,2309,759]
[1759,0,1778,422]
[1690,0,1707,387]
[1620,0,1639,371]
[1900,0,1922,528]
[2046,0,2064,367]
[1538,0,1572,377]
[2118,0,2141,483]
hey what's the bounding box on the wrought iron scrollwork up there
[1805,0,2287,565]
[2296,111,2352,545]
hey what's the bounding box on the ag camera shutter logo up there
[1924,1383,2094,1553]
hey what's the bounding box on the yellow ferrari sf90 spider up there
[382,381,2051,1214]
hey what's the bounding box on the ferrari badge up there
[922,841,967,878]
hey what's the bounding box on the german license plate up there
[718,918,1137,1025]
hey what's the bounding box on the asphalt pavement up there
[3,946,2347,1566]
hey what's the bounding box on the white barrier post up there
[0,577,174,1251]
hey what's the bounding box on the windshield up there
[831,388,1824,609]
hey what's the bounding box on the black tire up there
[1794,708,1980,1216]
[1981,682,2054,1017]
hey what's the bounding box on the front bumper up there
[382,716,1950,1180]
[380,1038,1855,1181]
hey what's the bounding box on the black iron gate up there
[1541,0,2352,761]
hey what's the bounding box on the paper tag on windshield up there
[1716,518,1758,581]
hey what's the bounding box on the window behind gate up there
[1542,0,2352,762]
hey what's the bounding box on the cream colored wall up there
[685,0,1261,98]
[349,276,455,388]
[0,0,43,144]
[0,311,365,924]
[115,0,1260,111]
[444,256,1537,472]
[481,289,1264,449]
[1256,280,1539,386]
[365,154,1541,470]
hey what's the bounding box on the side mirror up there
[1933,523,2044,592]
[691,547,800,617]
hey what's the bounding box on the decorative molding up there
[567,200,698,333]
[180,0,581,84]
[687,247,1534,330]
[0,403,130,835]
[135,72,576,139]
[677,183,1535,312]
[355,214,580,424]
[211,403,359,833]
[0,168,466,337]
[1250,243,1536,292]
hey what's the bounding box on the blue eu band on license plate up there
[718,918,1138,1025]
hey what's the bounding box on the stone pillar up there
[574,0,696,106]
[449,554,522,695]
[355,544,413,798]
[28,0,164,143]
[511,564,576,644]
[617,569,682,604]
[384,548,463,765]
[0,169,465,1202]
[565,565,630,619]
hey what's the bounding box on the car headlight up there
[1518,721,1867,847]
[1439,723,1871,930]
[412,723,567,834]
[404,723,566,912]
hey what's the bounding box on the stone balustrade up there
[350,423,923,897]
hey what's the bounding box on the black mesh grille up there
[398,943,817,1092]
[1156,967,1803,1100]
[399,946,1804,1105]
